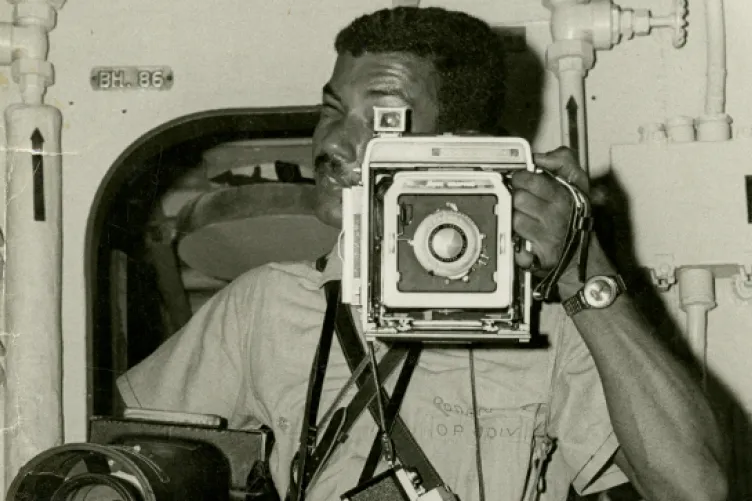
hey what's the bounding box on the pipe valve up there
[616,0,688,48]
[545,0,689,51]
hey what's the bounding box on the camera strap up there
[325,282,442,491]
[288,257,441,501]
[302,341,418,488]
[290,277,339,501]
[532,172,593,301]
[357,345,420,484]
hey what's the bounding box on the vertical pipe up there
[697,0,731,141]
[0,229,6,499]
[677,267,716,390]
[704,0,727,116]
[3,103,63,486]
[556,61,589,173]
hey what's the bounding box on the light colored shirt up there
[117,250,627,501]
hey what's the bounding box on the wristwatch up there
[562,275,627,316]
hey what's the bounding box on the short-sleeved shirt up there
[117,250,627,501]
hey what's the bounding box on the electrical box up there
[609,138,752,280]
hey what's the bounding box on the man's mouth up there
[315,168,350,191]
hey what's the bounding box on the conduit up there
[696,0,731,141]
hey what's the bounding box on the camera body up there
[7,408,274,501]
[341,466,457,501]
[341,107,534,343]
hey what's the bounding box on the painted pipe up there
[696,0,731,141]
[555,56,590,172]
[544,0,601,174]
[704,0,727,116]
[678,267,716,390]
[2,0,65,489]
[3,103,64,489]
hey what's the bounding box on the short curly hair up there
[334,7,507,134]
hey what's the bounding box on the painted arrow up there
[31,128,46,221]
[566,96,580,164]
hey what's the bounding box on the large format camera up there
[7,409,274,501]
[341,107,535,343]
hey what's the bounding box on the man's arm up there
[511,148,728,501]
[115,267,267,423]
[560,240,728,501]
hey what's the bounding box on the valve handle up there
[672,0,689,48]
[649,0,688,48]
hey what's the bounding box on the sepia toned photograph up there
[0,1,749,500]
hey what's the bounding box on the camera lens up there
[8,445,151,501]
[428,224,467,262]
[51,473,140,501]
[411,209,482,280]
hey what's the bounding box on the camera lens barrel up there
[7,439,232,501]
[428,223,468,263]
[413,209,482,279]
[49,473,141,501]
[7,443,157,501]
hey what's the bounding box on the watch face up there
[583,276,618,308]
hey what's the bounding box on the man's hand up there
[510,146,592,283]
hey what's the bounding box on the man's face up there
[312,51,441,228]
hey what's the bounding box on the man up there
[117,7,728,501]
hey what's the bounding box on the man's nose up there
[320,116,368,166]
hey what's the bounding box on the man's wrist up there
[556,238,618,299]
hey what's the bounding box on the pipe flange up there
[545,38,595,74]
[733,273,752,301]
[11,24,49,61]
[8,0,65,8]
[11,57,54,85]
[13,3,58,30]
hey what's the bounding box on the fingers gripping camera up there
[341,107,535,343]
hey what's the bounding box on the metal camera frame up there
[341,108,535,343]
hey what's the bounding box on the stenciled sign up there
[90,66,173,90]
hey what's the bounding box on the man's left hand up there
[510,146,590,282]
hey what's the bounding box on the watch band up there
[562,290,587,317]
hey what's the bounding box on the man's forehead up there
[326,52,437,93]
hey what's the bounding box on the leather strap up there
[288,256,442,498]
[331,287,443,491]
[358,346,422,483]
[302,344,414,487]
[532,171,593,300]
[291,280,339,501]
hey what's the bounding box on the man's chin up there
[314,205,343,230]
[313,189,344,229]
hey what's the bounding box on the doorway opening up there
[84,106,334,416]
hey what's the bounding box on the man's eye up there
[322,102,339,113]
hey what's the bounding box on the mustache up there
[314,153,345,175]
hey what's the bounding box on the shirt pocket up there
[401,401,551,501]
